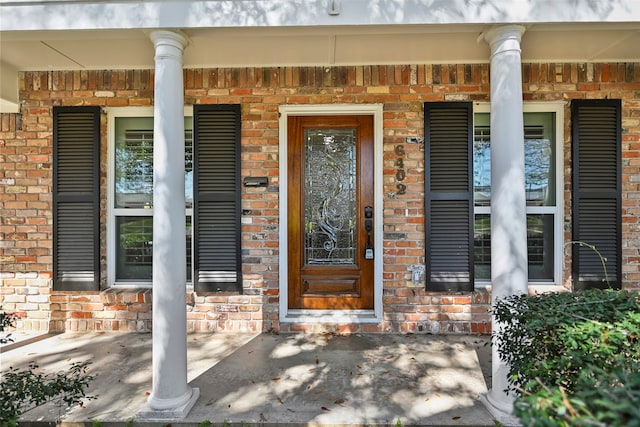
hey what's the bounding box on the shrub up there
[0,307,96,427]
[492,289,640,427]
[0,306,18,344]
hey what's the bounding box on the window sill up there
[474,283,569,295]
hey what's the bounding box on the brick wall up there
[1,63,639,334]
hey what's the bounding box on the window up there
[109,108,193,284]
[108,106,242,292]
[473,105,562,284]
[424,102,563,291]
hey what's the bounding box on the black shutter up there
[424,103,474,291]
[53,107,101,291]
[572,99,621,290]
[193,105,242,292]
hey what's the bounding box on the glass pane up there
[473,112,556,206]
[474,214,555,281]
[186,215,192,282]
[473,114,491,206]
[114,117,194,208]
[304,128,357,265]
[473,214,491,280]
[527,214,555,281]
[115,117,154,208]
[116,216,153,280]
[524,113,555,206]
[116,216,193,282]
[185,123,193,209]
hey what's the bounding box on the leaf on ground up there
[272,377,281,381]
[321,406,330,411]
[386,355,395,359]
[425,397,430,402]
[145,391,150,396]
[452,416,461,420]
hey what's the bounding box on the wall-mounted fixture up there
[328,0,340,15]
[409,264,425,286]
[243,176,269,188]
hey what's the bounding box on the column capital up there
[149,29,189,52]
[483,25,525,57]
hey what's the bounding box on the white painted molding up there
[278,104,384,323]
[2,1,640,31]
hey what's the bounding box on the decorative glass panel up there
[114,117,193,208]
[304,128,357,265]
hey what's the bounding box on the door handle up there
[364,206,374,259]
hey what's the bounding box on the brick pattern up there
[1,63,639,334]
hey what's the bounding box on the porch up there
[1,332,506,426]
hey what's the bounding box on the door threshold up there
[282,309,379,323]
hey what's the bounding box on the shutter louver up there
[53,107,100,291]
[572,100,621,290]
[425,103,474,291]
[193,105,242,292]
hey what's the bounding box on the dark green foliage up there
[0,307,95,427]
[0,306,18,344]
[515,364,640,427]
[493,289,640,427]
[0,361,95,427]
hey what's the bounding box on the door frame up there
[278,104,384,324]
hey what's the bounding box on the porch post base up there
[479,392,521,427]
[137,387,200,421]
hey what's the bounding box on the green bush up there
[492,289,640,427]
[0,306,18,344]
[0,307,96,427]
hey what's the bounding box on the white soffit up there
[1,23,638,71]
[522,27,640,62]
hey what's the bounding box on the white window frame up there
[473,101,564,286]
[106,106,194,287]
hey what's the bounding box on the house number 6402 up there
[394,145,406,195]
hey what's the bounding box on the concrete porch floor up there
[1,332,506,426]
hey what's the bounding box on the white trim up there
[278,104,384,324]
[473,101,565,286]
[106,106,193,288]
[4,1,640,32]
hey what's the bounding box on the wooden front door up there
[288,115,375,310]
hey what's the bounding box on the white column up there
[138,29,199,420]
[483,25,528,418]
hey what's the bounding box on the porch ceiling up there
[1,21,639,112]
[1,23,639,72]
